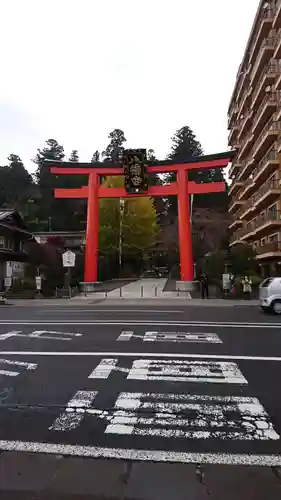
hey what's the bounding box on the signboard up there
[35,276,42,290]
[62,250,76,268]
[4,277,12,288]
[222,273,231,290]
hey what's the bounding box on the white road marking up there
[0,359,37,370]
[1,352,281,361]
[0,370,19,377]
[143,332,222,343]
[0,441,280,466]
[35,309,185,314]
[49,390,98,431]
[117,331,135,341]
[0,330,82,341]
[0,358,37,377]
[105,392,279,441]
[127,359,247,384]
[87,358,247,384]
[0,321,281,328]
[0,331,22,340]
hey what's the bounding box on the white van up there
[259,277,281,314]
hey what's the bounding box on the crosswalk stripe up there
[49,390,98,431]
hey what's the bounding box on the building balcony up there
[252,119,281,162]
[252,177,280,210]
[256,241,281,259]
[274,28,281,58]
[238,110,253,140]
[251,61,280,109]
[250,7,276,63]
[237,157,255,182]
[253,148,280,187]
[252,92,279,136]
[238,85,252,119]
[251,37,277,86]
[228,160,243,179]
[273,0,281,29]
[229,211,243,230]
[228,105,239,129]
[253,210,281,237]
[238,174,256,200]
[229,229,243,246]
[228,179,243,196]
[228,194,245,213]
[228,125,238,145]
[238,133,254,161]
[240,223,256,242]
[240,197,255,221]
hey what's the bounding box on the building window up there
[261,238,267,246]
[269,234,278,243]
[0,237,5,249]
[268,204,277,219]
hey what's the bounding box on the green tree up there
[69,149,79,162]
[102,129,126,163]
[33,139,87,231]
[0,154,34,212]
[99,176,159,254]
[91,150,100,163]
[166,125,227,210]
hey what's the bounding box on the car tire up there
[261,306,271,314]
[271,300,281,315]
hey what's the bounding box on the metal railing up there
[253,177,280,203]
[252,118,281,155]
[253,209,281,229]
[253,92,279,126]
[251,37,277,81]
[252,61,280,104]
[256,241,281,255]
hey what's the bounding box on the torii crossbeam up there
[48,151,234,284]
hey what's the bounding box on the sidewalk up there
[4,298,260,307]
[1,451,280,499]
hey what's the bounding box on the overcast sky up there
[1,0,259,171]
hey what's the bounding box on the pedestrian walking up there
[200,273,209,299]
[242,276,252,299]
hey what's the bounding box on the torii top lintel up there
[47,150,235,199]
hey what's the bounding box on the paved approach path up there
[102,278,189,299]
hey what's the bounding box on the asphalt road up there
[0,303,281,499]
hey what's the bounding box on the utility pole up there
[119,199,125,276]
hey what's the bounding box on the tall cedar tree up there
[91,150,100,163]
[102,129,126,163]
[166,126,227,211]
[33,139,86,231]
[69,150,79,162]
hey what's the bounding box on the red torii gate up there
[48,151,234,284]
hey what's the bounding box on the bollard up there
[154,286,157,297]
[119,287,122,297]
[141,285,144,298]
[177,288,180,297]
[105,291,108,299]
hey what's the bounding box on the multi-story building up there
[228,0,281,276]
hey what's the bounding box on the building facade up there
[228,0,281,276]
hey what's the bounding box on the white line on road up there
[105,392,278,440]
[49,391,98,431]
[0,321,281,328]
[88,358,247,383]
[0,441,280,466]
[35,309,185,314]
[143,332,222,343]
[0,370,19,376]
[0,351,281,361]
